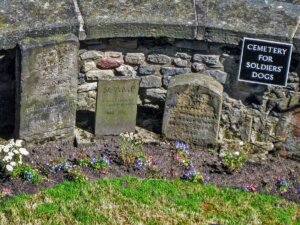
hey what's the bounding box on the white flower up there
[15,140,23,147]
[239,141,244,146]
[3,146,9,153]
[9,139,15,145]
[10,162,16,167]
[129,132,134,140]
[6,165,13,172]
[234,151,240,156]
[8,152,14,157]
[3,156,9,162]
[13,150,19,154]
[19,148,29,156]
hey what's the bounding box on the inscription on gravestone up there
[95,77,140,136]
[162,73,223,146]
[16,34,79,143]
[238,37,292,87]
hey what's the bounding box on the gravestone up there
[95,77,140,136]
[162,73,223,146]
[16,34,79,143]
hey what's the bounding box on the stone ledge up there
[294,25,300,52]
[0,0,79,50]
[77,0,197,40]
[199,0,300,46]
[0,0,299,51]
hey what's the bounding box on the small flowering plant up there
[66,169,88,183]
[181,162,204,183]
[12,164,42,184]
[91,156,110,174]
[120,132,144,166]
[276,178,289,194]
[43,161,73,174]
[0,188,13,198]
[242,182,257,192]
[223,141,249,173]
[0,139,28,174]
[175,141,190,167]
[134,155,146,170]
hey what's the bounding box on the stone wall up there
[0,0,299,153]
[78,38,300,154]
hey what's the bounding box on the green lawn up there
[0,177,299,225]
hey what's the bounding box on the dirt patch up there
[0,137,299,203]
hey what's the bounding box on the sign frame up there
[238,37,293,87]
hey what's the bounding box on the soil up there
[0,136,299,203]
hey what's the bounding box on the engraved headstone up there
[16,34,79,143]
[95,77,140,136]
[162,73,223,146]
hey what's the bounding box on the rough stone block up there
[16,34,79,143]
[96,58,123,69]
[78,82,98,93]
[162,73,223,146]
[204,70,228,84]
[86,70,114,81]
[195,0,207,40]
[82,61,96,73]
[95,77,140,136]
[294,26,300,52]
[143,88,167,103]
[78,0,197,40]
[115,65,137,77]
[138,65,156,76]
[204,0,300,44]
[125,53,145,65]
[175,53,192,60]
[161,67,191,76]
[147,54,171,65]
[0,0,79,50]
[173,58,189,67]
[192,62,205,72]
[80,51,104,60]
[140,75,162,88]
[276,108,300,152]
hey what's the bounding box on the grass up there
[0,177,299,225]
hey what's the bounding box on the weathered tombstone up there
[95,77,140,136]
[16,34,79,143]
[162,73,223,146]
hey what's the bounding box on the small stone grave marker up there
[16,34,79,143]
[95,77,140,136]
[162,73,223,146]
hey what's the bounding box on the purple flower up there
[102,156,110,166]
[181,163,197,181]
[175,141,189,155]
[242,186,250,192]
[277,178,289,188]
[204,173,210,184]
[134,157,144,170]
[297,186,300,194]
[24,171,33,180]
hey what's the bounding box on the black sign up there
[238,37,292,87]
